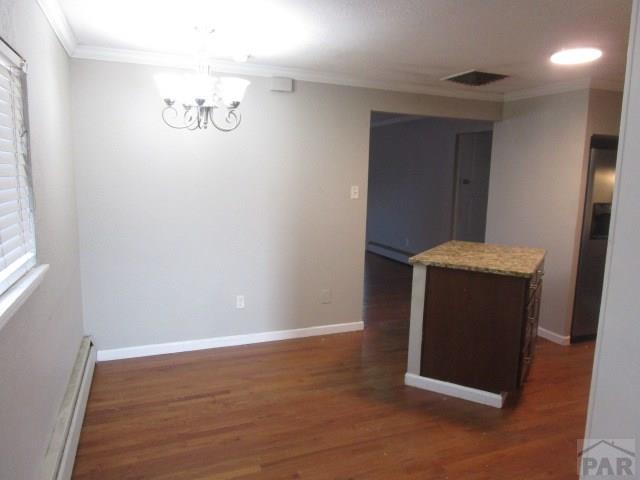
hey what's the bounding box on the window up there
[0,39,36,297]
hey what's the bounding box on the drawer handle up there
[529,270,544,289]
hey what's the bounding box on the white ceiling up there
[55,0,633,99]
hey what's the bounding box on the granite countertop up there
[409,241,546,278]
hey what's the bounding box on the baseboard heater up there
[43,336,96,480]
[366,241,414,262]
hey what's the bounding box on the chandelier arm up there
[161,105,190,129]
[184,107,200,130]
[186,108,195,126]
[209,107,242,132]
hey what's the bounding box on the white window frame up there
[0,37,48,331]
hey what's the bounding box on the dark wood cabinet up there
[420,264,544,394]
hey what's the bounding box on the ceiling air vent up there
[442,70,509,86]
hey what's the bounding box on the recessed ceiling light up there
[550,48,603,65]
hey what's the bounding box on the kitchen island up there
[405,241,546,408]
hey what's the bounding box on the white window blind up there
[0,40,36,296]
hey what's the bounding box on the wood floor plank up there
[73,253,594,479]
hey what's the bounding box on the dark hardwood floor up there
[73,252,595,479]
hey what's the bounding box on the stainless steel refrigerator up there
[571,135,618,340]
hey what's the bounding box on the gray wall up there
[0,1,84,479]
[586,90,624,137]
[70,59,501,350]
[585,0,640,451]
[486,89,623,339]
[486,90,592,337]
[366,116,492,262]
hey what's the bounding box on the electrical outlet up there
[350,185,359,199]
[320,289,332,304]
[236,295,245,309]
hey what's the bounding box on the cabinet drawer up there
[521,278,542,386]
[528,268,544,302]
[522,316,536,356]
[520,315,537,385]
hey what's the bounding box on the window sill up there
[0,265,50,332]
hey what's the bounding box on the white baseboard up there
[97,321,364,362]
[537,326,571,345]
[43,337,95,480]
[404,373,506,408]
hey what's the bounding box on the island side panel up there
[420,267,529,393]
[406,264,427,375]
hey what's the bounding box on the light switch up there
[320,289,332,304]
[236,295,245,309]
[350,185,360,199]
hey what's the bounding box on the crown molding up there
[501,77,622,102]
[71,44,505,102]
[73,45,622,103]
[35,0,77,56]
[503,78,596,102]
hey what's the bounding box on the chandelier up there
[154,30,250,131]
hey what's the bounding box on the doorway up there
[571,135,619,341]
[363,112,493,329]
